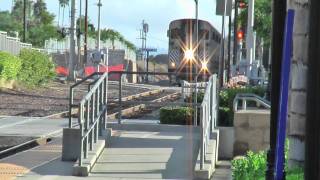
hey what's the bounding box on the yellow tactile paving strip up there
[0,163,29,180]
[0,139,63,179]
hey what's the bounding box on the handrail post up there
[181,81,185,102]
[103,77,107,130]
[118,73,122,124]
[79,103,84,166]
[194,83,198,126]
[69,88,74,128]
[243,99,247,110]
[210,78,214,133]
[200,105,204,170]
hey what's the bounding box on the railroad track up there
[62,88,180,120]
[107,90,181,120]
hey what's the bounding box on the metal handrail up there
[233,93,271,112]
[199,75,217,170]
[69,72,104,127]
[77,73,108,166]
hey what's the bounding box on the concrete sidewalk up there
[10,124,201,180]
[211,161,232,180]
[91,127,200,179]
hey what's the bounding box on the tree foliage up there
[100,29,136,51]
[0,0,136,51]
[238,0,272,45]
[18,49,56,86]
[76,16,96,38]
[0,0,59,47]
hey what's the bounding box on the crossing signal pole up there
[68,0,77,81]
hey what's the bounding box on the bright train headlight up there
[201,61,208,70]
[184,49,194,60]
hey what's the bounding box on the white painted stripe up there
[0,117,43,129]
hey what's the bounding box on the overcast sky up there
[1,0,224,54]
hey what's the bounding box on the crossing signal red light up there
[237,31,244,40]
[239,1,247,9]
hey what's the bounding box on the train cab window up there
[170,28,180,39]
[200,30,209,40]
[180,29,186,41]
[212,32,216,41]
[217,36,221,43]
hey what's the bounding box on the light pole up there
[97,0,102,51]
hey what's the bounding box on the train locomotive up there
[167,19,221,83]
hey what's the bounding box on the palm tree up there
[105,29,121,50]
[100,29,136,51]
[124,40,136,51]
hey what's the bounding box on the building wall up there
[287,0,309,167]
[233,110,270,156]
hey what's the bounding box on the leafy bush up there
[232,140,304,180]
[232,151,267,180]
[18,49,55,86]
[218,86,266,126]
[185,92,205,103]
[160,107,193,125]
[218,107,233,126]
[0,51,21,80]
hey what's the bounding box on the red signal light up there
[237,31,244,40]
[239,2,247,9]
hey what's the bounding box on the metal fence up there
[72,72,108,166]
[69,72,218,169]
[233,93,270,111]
[199,75,218,169]
[0,31,47,55]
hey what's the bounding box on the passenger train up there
[167,19,221,83]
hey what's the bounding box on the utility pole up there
[84,0,88,65]
[195,0,199,82]
[97,0,102,51]
[144,48,157,82]
[77,0,82,72]
[246,0,254,78]
[23,0,27,42]
[233,0,238,66]
[227,15,231,81]
[218,0,227,87]
[69,0,77,81]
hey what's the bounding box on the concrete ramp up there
[91,124,200,179]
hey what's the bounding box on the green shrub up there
[18,49,56,86]
[232,140,304,180]
[232,151,267,180]
[185,92,205,103]
[160,106,193,125]
[218,86,266,126]
[218,107,233,126]
[0,51,21,80]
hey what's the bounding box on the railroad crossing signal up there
[237,30,244,41]
[238,0,247,9]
